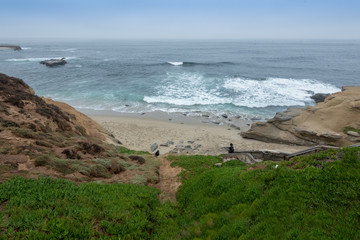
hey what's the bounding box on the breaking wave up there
[144,73,340,108]
[166,61,235,66]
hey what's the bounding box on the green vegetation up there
[1,120,19,128]
[169,155,222,180]
[35,140,53,148]
[343,126,360,134]
[116,146,150,155]
[0,141,12,154]
[0,177,167,239]
[11,127,37,139]
[1,147,359,239]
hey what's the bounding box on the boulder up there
[310,93,330,103]
[150,143,158,152]
[347,131,360,137]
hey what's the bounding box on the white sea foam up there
[5,57,78,62]
[144,72,341,108]
[167,62,183,66]
[21,47,32,50]
[60,48,77,52]
[144,72,231,106]
[49,48,77,52]
[223,77,341,107]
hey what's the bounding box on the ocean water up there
[1,40,359,119]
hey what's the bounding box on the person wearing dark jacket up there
[155,150,160,157]
[228,143,234,153]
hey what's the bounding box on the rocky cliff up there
[242,86,360,146]
[0,73,159,183]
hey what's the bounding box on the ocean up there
[1,40,359,119]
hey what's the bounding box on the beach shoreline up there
[82,109,307,156]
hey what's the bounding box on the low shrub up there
[35,141,53,148]
[75,125,87,136]
[2,120,19,128]
[34,156,50,167]
[129,155,146,164]
[90,164,111,178]
[11,127,37,139]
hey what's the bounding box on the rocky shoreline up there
[242,86,360,146]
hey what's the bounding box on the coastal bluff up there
[0,73,160,184]
[242,86,360,146]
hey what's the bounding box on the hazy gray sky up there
[1,0,360,39]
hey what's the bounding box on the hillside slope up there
[0,73,159,184]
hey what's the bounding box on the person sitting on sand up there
[228,143,234,153]
[155,150,160,157]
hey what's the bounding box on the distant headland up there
[0,45,22,51]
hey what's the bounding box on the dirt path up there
[154,156,182,202]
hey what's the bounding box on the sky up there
[1,0,360,40]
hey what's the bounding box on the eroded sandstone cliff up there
[242,86,360,146]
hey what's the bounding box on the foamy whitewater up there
[1,40,359,118]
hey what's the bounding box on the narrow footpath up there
[153,156,182,202]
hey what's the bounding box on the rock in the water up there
[347,131,360,137]
[0,45,21,51]
[221,114,228,118]
[150,143,158,152]
[311,93,330,103]
[40,58,67,67]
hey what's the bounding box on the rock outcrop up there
[40,58,67,67]
[0,45,21,51]
[242,86,360,146]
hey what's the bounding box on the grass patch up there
[0,177,166,239]
[169,155,222,180]
[343,126,360,134]
[1,147,359,239]
[116,146,150,155]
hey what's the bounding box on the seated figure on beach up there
[228,143,234,153]
[155,150,160,157]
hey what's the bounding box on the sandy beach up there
[84,110,307,156]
